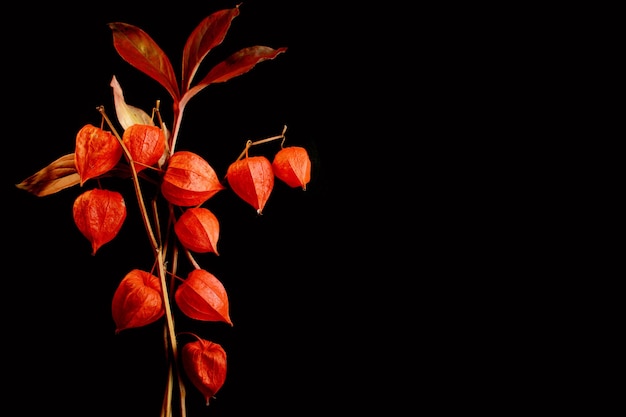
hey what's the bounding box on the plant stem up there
[235,125,288,161]
[98,105,186,415]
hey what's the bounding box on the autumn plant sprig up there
[16,4,311,416]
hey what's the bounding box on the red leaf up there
[161,151,225,207]
[174,207,220,254]
[181,46,287,106]
[272,146,312,190]
[182,338,227,405]
[226,156,274,214]
[181,6,240,91]
[202,45,287,84]
[74,124,123,186]
[112,269,164,333]
[72,189,127,255]
[108,22,180,101]
[175,269,232,325]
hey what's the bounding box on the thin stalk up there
[235,125,288,161]
[97,106,158,249]
[99,105,185,415]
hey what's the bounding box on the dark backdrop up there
[3,1,386,416]
[4,3,599,415]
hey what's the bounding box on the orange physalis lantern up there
[72,188,127,255]
[175,207,220,254]
[161,151,225,207]
[272,146,311,190]
[182,338,227,406]
[122,124,166,173]
[226,156,274,214]
[111,269,165,333]
[175,269,232,325]
[74,124,123,185]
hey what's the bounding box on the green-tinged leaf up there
[110,75,155,130]
[109,22,180,101]
[181,6,240,92]
[180,46,287,107]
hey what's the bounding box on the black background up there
[4,2,557,415]
[3,1,402,416]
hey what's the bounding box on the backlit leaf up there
[181,6,240,91]
[109,22,180,101]
[181,46,287,107]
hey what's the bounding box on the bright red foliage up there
[16,4,305,413]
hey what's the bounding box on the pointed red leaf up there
[182,338,227,405]
[181,6,240,91]
[201,45,287,84]
[108,22,180,101]
[181,46,287,106]
[175,269,232,325]
[112,269,165,333]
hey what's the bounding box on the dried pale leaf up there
[15,154,80,197]
[111,76,154,129]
